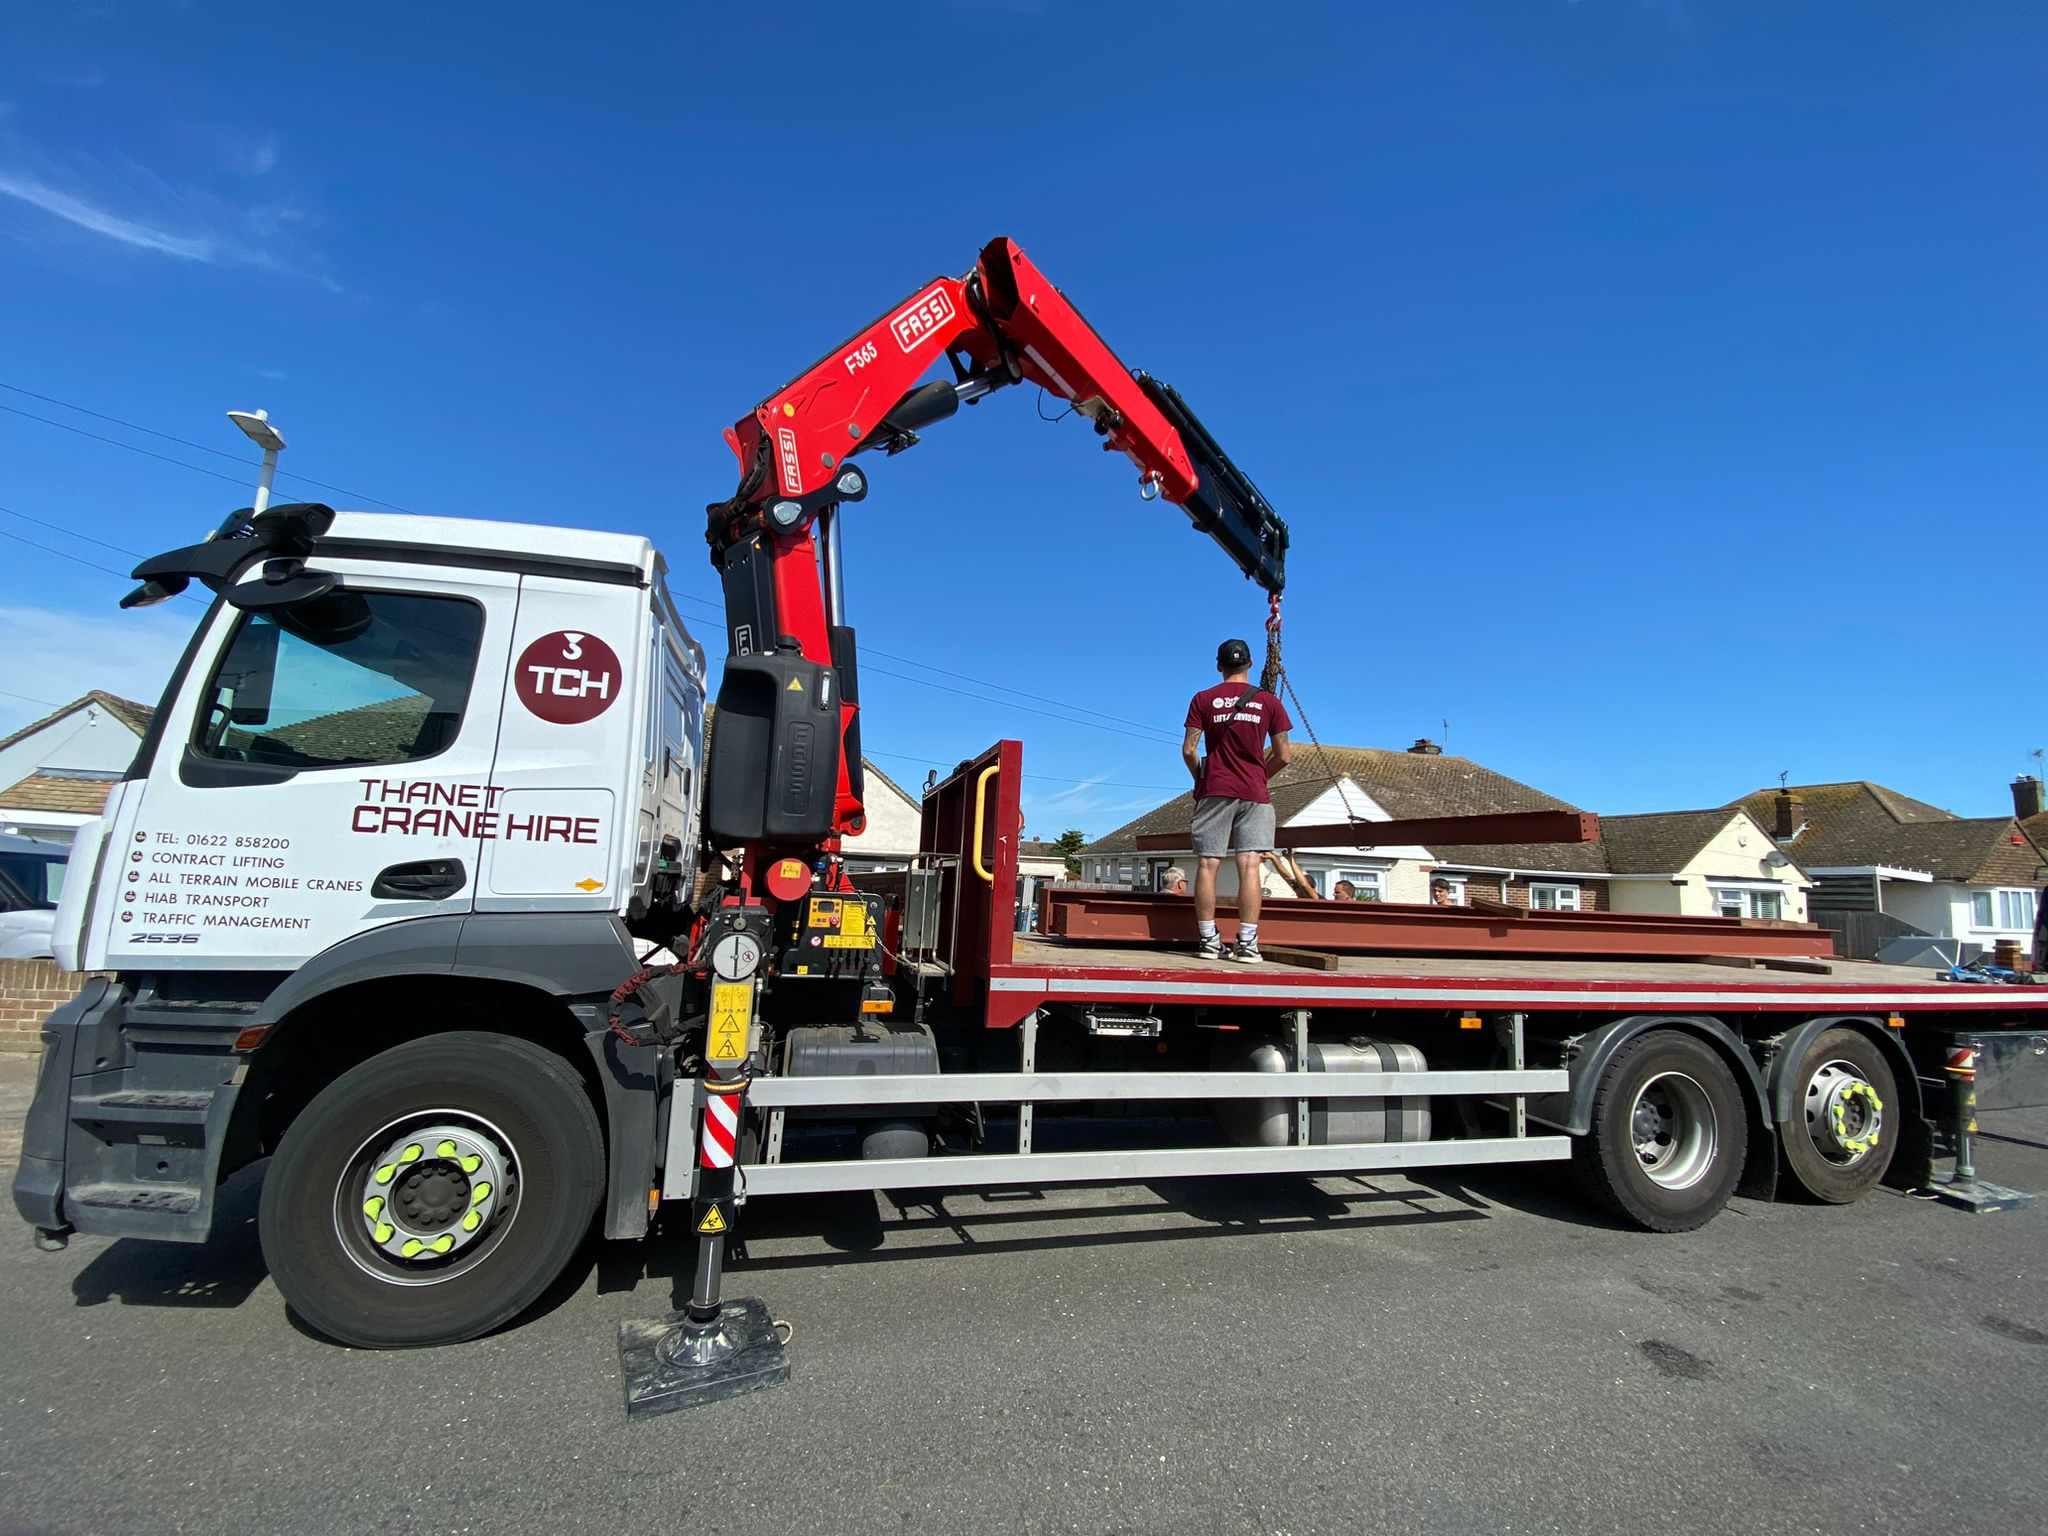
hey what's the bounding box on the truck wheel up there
[1778,1027,1896,1203]
[862,1119,929,1160]
[259,1032,603,1348]
[1576,1031,1747,1232]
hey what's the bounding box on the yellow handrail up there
[971,764,999,884]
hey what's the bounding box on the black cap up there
[1216,638,1252,670]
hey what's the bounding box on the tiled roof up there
[0,773,118,814]
[225,697,443,764]
[1595,810,1752,875]
[1438,807,1772,881]
[1081,746,1582,857]
[0,690,155,753]
[2024,813,2048,868]
[1731,781,2045,884]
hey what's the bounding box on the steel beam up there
[1039,888,1834,959]
[1132,809,1599,853]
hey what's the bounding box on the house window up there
[1529,882,1580,912]
[1713,887,1785,920]
[1975,888,2038,931]
[1331,868,1384,903]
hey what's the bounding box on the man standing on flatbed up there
[1183,638,1293,962]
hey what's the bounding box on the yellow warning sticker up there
[696,1204,728,1235]
[786,677,804,691]
[841,903,869,941]
[708,980,752,1063]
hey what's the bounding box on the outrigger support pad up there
[617,1297,789,1417]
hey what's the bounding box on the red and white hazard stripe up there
[700,1091,739,1169]
[1945,1045,1978,1079]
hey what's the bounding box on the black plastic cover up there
[704,645,841,846]
[1136,374,1288,594]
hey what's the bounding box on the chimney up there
[2015,775,2046,821]
[1773,789,1804,841]
[1408,738,1442,756]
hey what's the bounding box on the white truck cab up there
[17,504,711,1345]
[62,509,705,975]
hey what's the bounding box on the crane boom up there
[701,237,1289,875]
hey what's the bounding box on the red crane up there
[700,237,1288,900]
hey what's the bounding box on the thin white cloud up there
[237,138,279,177]
[0,169,214,261]
[0,603,193,738]
[1041,773,1111,807]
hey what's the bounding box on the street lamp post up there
[227,409,287,514]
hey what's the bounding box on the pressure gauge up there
[711,931,764,982]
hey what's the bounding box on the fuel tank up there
[1217,1038,1431,1148]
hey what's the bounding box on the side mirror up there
[226,562,341,613]
[219,619,280,726]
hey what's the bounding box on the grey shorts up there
[1191,797,1277,857]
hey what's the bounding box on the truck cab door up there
[478,576,645,913]
[89,570,516,972]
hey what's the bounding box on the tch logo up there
[515,631,623,725]
[889,285,956,353]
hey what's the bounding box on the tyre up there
[1777,1026,1897,1203]
[861,1119,930,1160]
[259,1032,603,1348]
[1576,1031,1748,1232]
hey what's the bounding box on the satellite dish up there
[1764,851,1790,868]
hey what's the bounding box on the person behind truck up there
[1261,850,1319,900]
[1183,638,1293,963]
[1431,878,1458,906]
[1332,879,1358,902]
[1158,865,1189,896]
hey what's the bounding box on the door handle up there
[371,858,468,901]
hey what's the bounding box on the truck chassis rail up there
[664,1061,1568,1200]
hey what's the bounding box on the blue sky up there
[1,2,2042,838]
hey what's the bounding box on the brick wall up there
[0,958,89,1051]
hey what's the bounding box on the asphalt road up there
[2,1053,2045,1536]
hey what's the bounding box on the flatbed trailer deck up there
[711,741,2048,1240]
[994,939,2032,1017]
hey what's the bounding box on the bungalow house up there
[0,692,155,847]
[1013,839,1070,929]
[1080,739,1589,905]
[1730,780,2047,958]
[1078,740,1810,918]
[840,762,922,874]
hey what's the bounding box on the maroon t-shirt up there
[1185,684,1291,804]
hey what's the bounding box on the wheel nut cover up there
[1828,1081,1883,1157]
[359,1124,507,1264]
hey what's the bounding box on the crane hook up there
[1137,471,1162,502]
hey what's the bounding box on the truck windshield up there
[194,593,484,770]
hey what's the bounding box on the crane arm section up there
[700,237,1288,877]
[714,237,1286,594]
